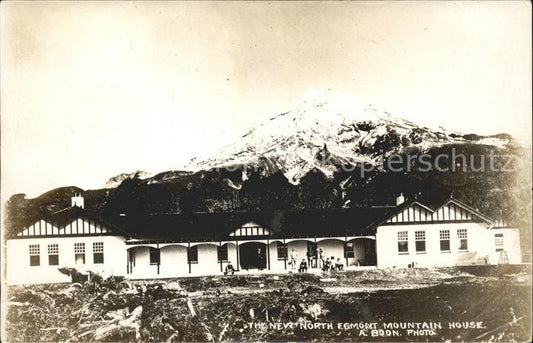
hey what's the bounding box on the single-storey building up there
[4,194,521,285]
[375,195,521,268]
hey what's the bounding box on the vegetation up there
[5,266,531,342]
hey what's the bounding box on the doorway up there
[239,242,267,270]
[362,239,377,265]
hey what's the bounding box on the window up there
[74,243,85,265]
[217,244,228,262]
[440,230,450,252]
[457,229,468,251]
[229,225,270,237]
[277,242,288,260]
[149,248,160,265]
[397,231,408,254]
[187,246,198,263]
[495,233,504,252]
[48,244,59,265]
[415,231,426,253]
[93,242,104,264]
[29,244,40,266]
[344,242,355,258]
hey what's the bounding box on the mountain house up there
[5,194,522,285]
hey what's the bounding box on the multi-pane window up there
[29,244,40,266]
[495,233,504,252]
[344,242,355,258]
[217,244,228,262]
[187,246,198,263]
[93,242,104,264]
[48,244,59,265]
[397,231,408,254]
[277,242,288,260]
[74,243,85,265]
[230,226,268,237]
[149,248,160,265]
[440,230,450,252]
[415,231,426,253]
[457,229,468,251]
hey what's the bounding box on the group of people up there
[290,247,344,273]
[321,256,344,272]
[223,247,346,275]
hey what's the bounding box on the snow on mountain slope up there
[104,171,154,188]
[188,90,512,185]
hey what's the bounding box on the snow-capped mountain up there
[104,171,154,188]
[9,90,524,234]
[187,90,512,185]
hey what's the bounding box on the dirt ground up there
[4,265,531,342]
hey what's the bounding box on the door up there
[239,242,266,270]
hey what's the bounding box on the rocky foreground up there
[5,266,531,342]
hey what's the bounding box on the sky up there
[1,1,531,200]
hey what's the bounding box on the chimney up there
[71,193,84,208]
[396,193,405,206]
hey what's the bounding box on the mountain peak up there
[272,89,378,125]
[185,90,512,184]
[104,171,154,188]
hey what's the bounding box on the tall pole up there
[219,241,223,273]
[344,236,349,267]
[314,237,317,269]
[266,239,270,270]
[156,243,160,275]
[236,240,240,271]
[283,238,287,270]
[188,242,191,274]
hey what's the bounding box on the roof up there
[376,196,496,227]
[14,206,130,238]
[12,195,500,242]
[112,206,396,242]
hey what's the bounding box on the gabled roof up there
[12,195,499,242]
[15,206,130,238]
[435,198,494,223]
[379,196,495,226]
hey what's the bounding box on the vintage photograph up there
[1,1,531,342]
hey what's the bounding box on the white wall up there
[160,245,189,277]
[268,241,287,271]
[6,235,127,285]
[129,243,240,279]
[9,223,522,284]
[375,222,521,268]
[191,244,220,275]
[128,246,160,278]
[486,228,521,264]
[129,239,351,277]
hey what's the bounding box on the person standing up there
[318,248,326,269]
[290,248,298,270]
[335,258,344,271]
